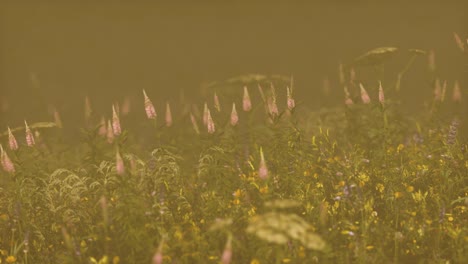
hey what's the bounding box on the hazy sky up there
[0,1,466,126]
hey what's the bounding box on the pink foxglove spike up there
[106,120,114,144]
[190,112,200,135]
[344,86,353,106]
[267,96,279,117]
[242,86,252,112]
[8,127,18,150]
[206,108,215,134]
[230,102,239,126]
[1,145,15,173]
[112,104,121,135]
[287,86,295,110]
[258,147,268,180]
[221,236,232,264]
[98,117,107,136]
[116,149,125,175]
[452,80,462,102]
[203,102,209,125]
[165,101,173,127]
[143,89,157,119]
[24,120,35,147]
[453,32,465,52]
[214,92,221,112]
[359,83,371,104]
[378,81,385,105]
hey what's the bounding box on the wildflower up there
[98,117,107,136]
[267,96,279,117]
[243,86,252,111]
[359,83,370,104]
[206,108,215,134]
[165,101,173,127]
[143,90,157,119]
[344,86,353,105]
[190,112,200,134]
[453,32,465,52]
[112,104,121,135]
[24,120,35,146]
[115,150,125,175]
[1,145,15,173]
[214,92,221,112]
[8,127,18,150]
[378,81,385,105]
[106,120,114,143]
[452,80,462,102]
[221,235,232,264]
[203,102,209,125]
[286,86,295,110]
[258,147,268,180]
[230,102,239,126]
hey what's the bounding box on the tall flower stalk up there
[8,127,18,151]
[112,104,121,136]
[143,89,157,119]
[25,120,35,147]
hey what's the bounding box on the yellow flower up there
[233,189,242,198]
[406,185,414,192]
[250,259,260,264]
[376,183,385,193]
[112,256,120,264]
[6,256,17,263]
[259,186,268,194]
[397,144,404,153]
[366,245,374,250]
[394,192,404,199]
[232,199,240,205]
[282,258,292,263]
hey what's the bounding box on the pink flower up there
[143,90,157,119]
[452,80,462,102]
[258,147,268,180]
[24,120,35,147]
[221,236,232,264]
[378,81,385,105]
[112,104,121,135]
[106,120,114,144]
[152,251,163,264]
[206,108,215,134]
[359,83,371,104]
[203,102,209,125]
[230,103,238,126]
[165,101,173,127]
[242,86,252,112]
[190,112,200,135]
[116,149,125,175]
[1,145,15,173]
[8,127,18,151]
[267,96,279,117]
[287,86,295,111]
[214,92,221,112]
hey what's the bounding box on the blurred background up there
[0,1,467,133]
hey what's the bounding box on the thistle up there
[190,112,200,135]
[378,81,385,105]
[214,92,221,112]
[112,104,121,135]
[143,89,157,119]
[165,101,173,127]
[258,147,268,180]
[1,145,15,173]
[359,83,371,104]
[286,86,295,111]
[230,102,239,126]
[116,149,125,175]
[24,120,35,147]
[206,108,215,134]
[452,80,462,103]
[242,86,252,112]
[8,127,18,150]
